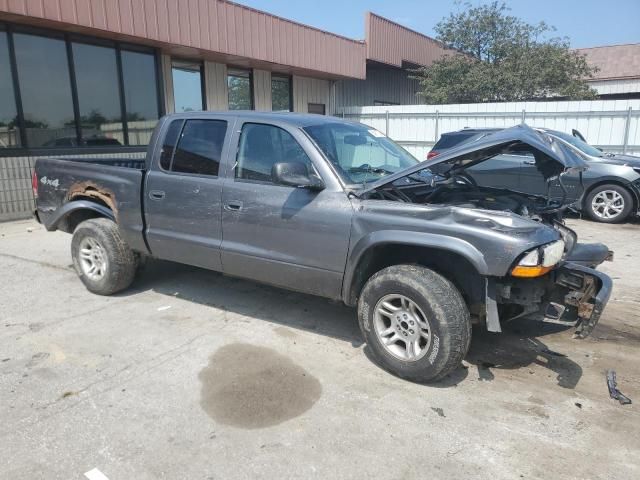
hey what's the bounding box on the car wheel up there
[357,264,471,383]
[585,184,634,223]
[71,218,137,295]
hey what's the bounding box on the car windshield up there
[303,122,419,185]
[547,130,603,158]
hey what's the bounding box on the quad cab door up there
[220,120,353,299]
[144,116,234,270]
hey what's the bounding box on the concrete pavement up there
[0,218,638,479]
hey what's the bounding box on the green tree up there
[413,1,598,103]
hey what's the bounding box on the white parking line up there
[84,468,110,480]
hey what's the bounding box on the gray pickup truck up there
[34,112,613,382]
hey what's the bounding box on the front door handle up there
[522,160,536,166]
[149,190,166,200]
[224,200,243,211]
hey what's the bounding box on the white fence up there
[338,99,640,160]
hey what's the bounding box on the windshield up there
[303,122,418,185]
[547,130,603,158]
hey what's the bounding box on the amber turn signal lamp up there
[510,265,553,278]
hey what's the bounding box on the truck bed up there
[34,156,149,254]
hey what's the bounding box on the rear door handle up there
[149,190,166,200]
[522,160,536,165]
[224,200,243,211]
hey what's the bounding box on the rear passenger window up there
[169,119,227,176]
[160,120,183,170]
[236,123,312,183]
[434,132,478,150]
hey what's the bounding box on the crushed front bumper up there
[491,261,613,338]
[553,262,613,338]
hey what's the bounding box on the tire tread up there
[358,264,471,383]
[71,218,137,295]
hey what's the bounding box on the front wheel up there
[357,265,471,383]
[584,184,634,223]
[71,218,137,295]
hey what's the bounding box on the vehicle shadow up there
[123,259,583,389]
[427,318,582,389]
[120,258,363,347]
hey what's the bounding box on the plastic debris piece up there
[606,370,632,405]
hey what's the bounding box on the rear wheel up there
[357,265,471,383]
[585,184,633,223]
[71,218,137,295]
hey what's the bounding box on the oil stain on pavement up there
[199,343,322,429]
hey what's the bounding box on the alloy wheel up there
[373,294,432,362]
[78,237,108,281]
[591,190,625,220]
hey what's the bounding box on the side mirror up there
[271,161,325,190]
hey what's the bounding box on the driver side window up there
[236,123,313,183]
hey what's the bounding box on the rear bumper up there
[554,262,612,338]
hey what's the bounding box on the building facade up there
[576,43,640,99]
[0,1,449,220]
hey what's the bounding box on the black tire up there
[584,184,634,223]
[71,218,137,295]
[357,265,471,383]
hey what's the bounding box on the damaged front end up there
[491,261,612,339]
[353,124,613,338]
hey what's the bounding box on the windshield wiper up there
[349,166,394,175]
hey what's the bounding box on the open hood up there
[355,124,589,197]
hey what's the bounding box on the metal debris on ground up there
[606,370,632,405]
[541,348,567,357]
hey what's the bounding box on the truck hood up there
[355,124,589,197]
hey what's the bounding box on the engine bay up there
[362,174,563,222]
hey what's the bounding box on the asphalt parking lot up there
[1,217,638,480]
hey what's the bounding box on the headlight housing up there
[511,240,565,277]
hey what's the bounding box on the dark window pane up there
[121,50,159,146]
[172,119,226,176]
[433,132,479,150]
[308,103,325,115]
[172,60,204,112]
[228,70,252,110]
[160,119,183,170]
[13,33,76,147]
[73,42,123,147]
[236,123,312,183]
[0,31,21,148]
[271,75,291,112]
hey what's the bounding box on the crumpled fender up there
[341,229,489,305]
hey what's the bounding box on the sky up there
[234,0,640,49]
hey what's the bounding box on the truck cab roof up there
[162,111,355,129]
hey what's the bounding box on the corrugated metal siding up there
[340,100,640,159]
[0,151,147,221]
[0,0,367,79]
[365,12,452,68]
[588,79,640,96]
[293,76,331,113]
[335,64,421,109]
[253,69,271,111]
[204,61,228,110]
